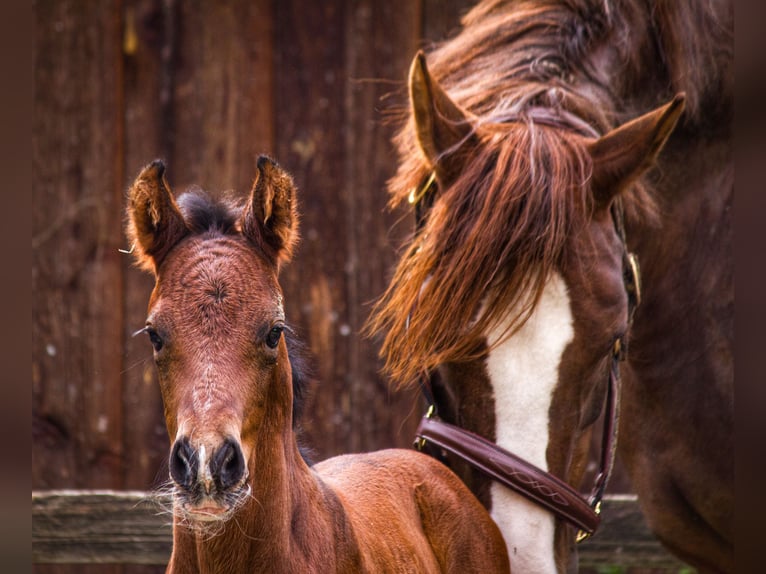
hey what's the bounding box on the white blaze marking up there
[198,444,213,492]
[485,273,574,573]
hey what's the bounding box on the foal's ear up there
[587,94,686,206]
[409,51,477,184]
[126,160,188,273]
[241,155,299,266]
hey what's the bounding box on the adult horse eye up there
[265,325,283,349]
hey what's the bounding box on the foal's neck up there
[171,423,352,574]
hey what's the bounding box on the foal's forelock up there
[176,190,242,235]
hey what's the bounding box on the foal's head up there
[127,156,299,524]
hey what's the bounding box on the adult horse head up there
[127,157,510,573]
[368,2,733,572]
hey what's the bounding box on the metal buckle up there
[575,500,602,544]
[413,404,436,451]
[408,171,436,206]
[626,252,641,308]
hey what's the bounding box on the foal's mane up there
[369,0,731,386]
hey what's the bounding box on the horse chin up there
[185,505,232,523]
[175,483,252,526]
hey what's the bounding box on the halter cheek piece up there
[409,109,641,541]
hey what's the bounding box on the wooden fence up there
[33,491,690,570]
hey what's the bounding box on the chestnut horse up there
[368,1,732,572]
[126,157,510,574]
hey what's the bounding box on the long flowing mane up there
[372,124,597,385]
[368,0,732,386]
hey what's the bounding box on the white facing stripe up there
[485,273,574,573]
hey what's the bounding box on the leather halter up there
[414,340,623,538]
[408,109,640,540]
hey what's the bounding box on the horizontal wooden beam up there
[32,490,689,568]
[33,490,171,565]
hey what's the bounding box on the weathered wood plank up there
[171,0,274,194]
[121,0,176,495]
[32,491,690,569]
[33,491,171,565]
[327,0,425,455]
[33,0,126,492]
[271,0,427,461]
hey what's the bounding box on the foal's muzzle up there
[170,436,247,493]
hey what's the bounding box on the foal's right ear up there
[126,160,188,273]
[240,156,299,266]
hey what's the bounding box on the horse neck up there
[626,129,732,392]
[172,413,348,572]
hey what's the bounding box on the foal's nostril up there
[211,438,246,490]
[169,437,198,489]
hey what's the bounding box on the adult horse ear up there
[409,51,477,184]
[126,160,188,273]
[587,94,686,207]
[241,155,299,266]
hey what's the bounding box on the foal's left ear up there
[241,155,299,266]
[587,93,686,207]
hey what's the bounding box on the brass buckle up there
[408,171,436,206]
[575,500,601,544]
[626,252,641,308]
[413,404,436,451]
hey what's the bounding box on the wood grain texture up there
[32,491,690,569]
[33,0,125,492]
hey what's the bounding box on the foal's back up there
[315,448,510,573]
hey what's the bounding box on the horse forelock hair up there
[368,0,732,386]
[371,123,598,386]
[176,189,243,236]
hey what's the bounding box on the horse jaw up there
[484,272,574,573]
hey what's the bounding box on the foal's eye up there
[146,328,164,352]
[265,325,284,349]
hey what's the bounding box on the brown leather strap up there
[415,359,621,535]
[415,416,601,534]
[587,357,621,508]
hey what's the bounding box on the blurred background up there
[33,0,475,507]
[33,2,653,573]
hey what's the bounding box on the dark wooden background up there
[33,2,637,573]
